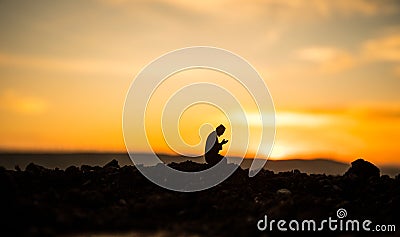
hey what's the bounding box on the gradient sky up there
[0,0,400,165]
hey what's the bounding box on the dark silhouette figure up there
[205,124,228,165]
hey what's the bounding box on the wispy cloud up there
[0,89,48,115]
[276,111,336,127]
[0,53,134,75]
[296,32,400,74]
[362,33,400,62]
[96,0,399,22]
[296,47,356,73]
[310,0,398,16]
[394,65,400,77]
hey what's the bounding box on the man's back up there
[204,125,227,165]
[205,131,217,155]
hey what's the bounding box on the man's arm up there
[220,139,228,145]
[215,139,228,151]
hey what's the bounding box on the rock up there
[81,164,95,173]
[332,185,342,192]
[381,175,391,181]
[345,158,380,179]
[292,169,301,174]
[168,160,209,172]
[276,188,292,195]
[104,159,120,169]
[118,199,127,206]
[25,163,48,175]
[65,166,80,175]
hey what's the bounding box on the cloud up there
[310,0,398,17]
[231,110,341,128]
[165,0,399,18]
[276,111,335,127]
[295,107,400,120]
[0,89,48,115]
[297,47,340,62]
[296,32,400,73]
[0,53,134,75]
[394,65,400,77]
[97,0,132,5]
[348,106,400,119]
[258,106,400,131]
[296,47,356,73]
[361,33,400,62]
[96,0,399,23]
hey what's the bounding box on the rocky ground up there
[0,159,399,236]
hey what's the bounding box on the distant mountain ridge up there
[238,158,350,175]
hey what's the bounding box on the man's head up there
[216,124,226,136]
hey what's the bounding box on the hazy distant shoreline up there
[1,152,399,177]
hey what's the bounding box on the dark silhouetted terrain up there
[1,153,399,176]
[0,158,399,236]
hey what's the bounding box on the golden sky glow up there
[0,0,400,165]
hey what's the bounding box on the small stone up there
[118,199,127,206]
[332,185,342,192]
[292,169,301,174]
[276,188,292,195]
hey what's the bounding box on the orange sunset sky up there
[0,0,400,166]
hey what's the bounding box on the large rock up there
[25,163,48,175]
[104,159,120,169]
[345,159,380,179]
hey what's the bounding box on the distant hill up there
[0,152,399,177]
[237,158,350,175]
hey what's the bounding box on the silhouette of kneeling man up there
[205,124,228,165]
